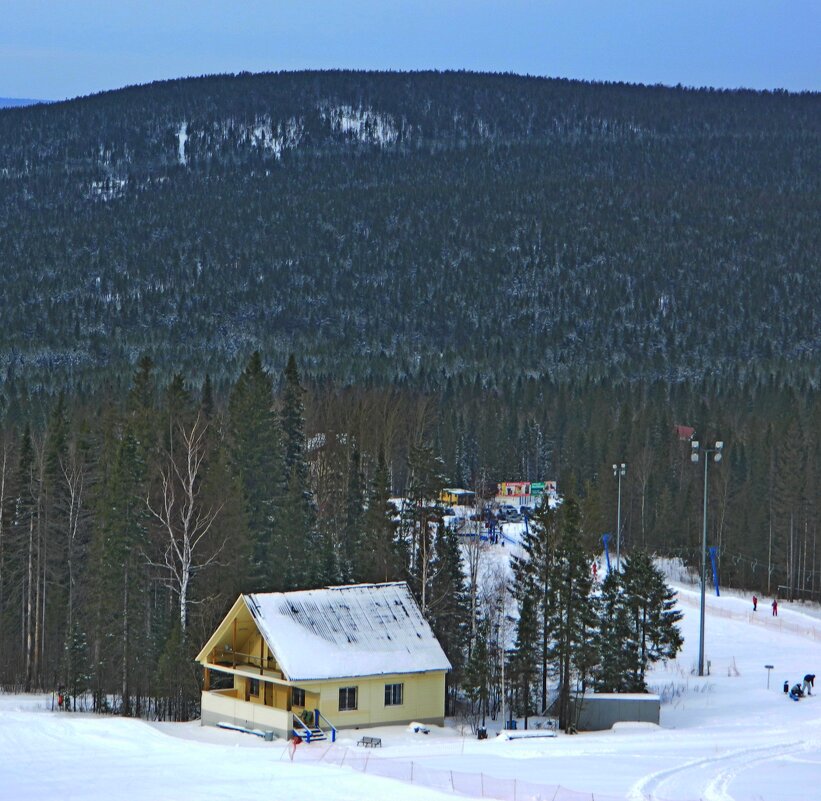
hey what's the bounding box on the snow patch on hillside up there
[88,177,127,201]
[320,104,400,146]
[177,122,188,165]
[245,115,304,159]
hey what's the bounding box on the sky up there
[2,1,819,101]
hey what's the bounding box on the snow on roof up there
[246,582,452,682]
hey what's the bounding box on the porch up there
[201,662,326,741]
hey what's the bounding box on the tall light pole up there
[612,463,626,571]
[691,439,723,677]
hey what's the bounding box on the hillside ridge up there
[1,70,819,393]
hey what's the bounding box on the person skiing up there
[772,598,778,616]
[752,594,758,611]
[802,674,815,696]
[789,683,803,701]
[783,680,789,694]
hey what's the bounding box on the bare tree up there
[463,488,489,646]
[60,446,88,635]
[146,413,223,633]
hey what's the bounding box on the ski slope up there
[2,581,820,800]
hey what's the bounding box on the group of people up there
[784,674,815,701]
[751,595,778,615]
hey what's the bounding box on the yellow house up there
[440,488,475,506]
[196,582,451,741]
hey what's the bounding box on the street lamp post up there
[612,463,626,571]
[691,439,723,677]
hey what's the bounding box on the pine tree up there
[462,615,491,730]
[338,446,364,583]
[153,622,199,722]
[546,497,599,731]
[200,373,214,420]
[511,501,559,712]
[277,355,317,587]
[358,450,400,584]
[227,352,283,590]
[61,618,91,712]
[620,551,683,690]
[593,571,636,692]
[277,465,316,588]
[88,424,151,715]
[510,576,540,727]
[281,355,308,483]
[427,522,469,713]
[162,373,194,444]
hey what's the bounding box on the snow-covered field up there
[3,575,819,801]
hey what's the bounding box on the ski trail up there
[702,743,799,801]
[629,740,804,801]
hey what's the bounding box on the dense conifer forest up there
[0,71,818,719]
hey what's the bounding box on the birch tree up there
[147,413,223,634]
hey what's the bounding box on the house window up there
[339,686,358,711]
[292,687,305,707]
[384,683,404,706]
[249,678,260,696]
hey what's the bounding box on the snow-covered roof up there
[245,582,452,682]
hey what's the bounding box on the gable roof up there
[245,582,451,682]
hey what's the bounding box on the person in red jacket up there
[752,595,758,611]
[772,598,778,616]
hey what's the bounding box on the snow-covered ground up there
[3,573,819,801]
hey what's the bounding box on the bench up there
[357,736,382,747]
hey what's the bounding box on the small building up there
[196,582,451,740]
[440,488,475,506]
[498,481,531,498]
[569,693,660,731]
[674,424,696,441]
[531,481,557,499]
[496,480,557,509]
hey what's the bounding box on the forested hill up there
[0,99,45,108]
[1,71,819,394]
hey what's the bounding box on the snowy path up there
[0,699,456,801]
[2,578,821,800]
[628,738,816,801]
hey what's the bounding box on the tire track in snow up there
[628,740,804,801]
[703,738,821,801]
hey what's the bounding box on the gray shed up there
[569,692,660,731]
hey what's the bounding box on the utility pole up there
[612,463,626,571]
[691,439,723,677]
